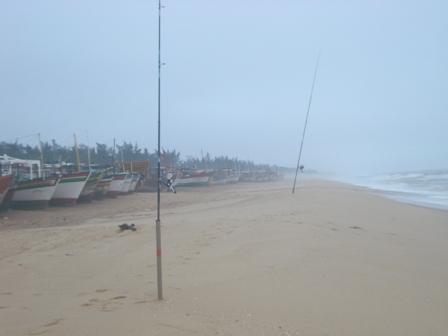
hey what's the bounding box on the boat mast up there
[86,131,91,169]
[113,138,116,173]
[74,134,81,173]
[38,133,44,179]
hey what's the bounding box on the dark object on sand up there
[163,177,177,194]
[118,223,136,231]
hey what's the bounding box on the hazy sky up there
[1,1,447,174]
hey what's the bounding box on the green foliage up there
[0,140,282,172]
[177,153,273,172]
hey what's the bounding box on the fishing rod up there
[292,51,321,193]
[156,0,163,300]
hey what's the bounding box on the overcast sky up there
[1,1,447,174]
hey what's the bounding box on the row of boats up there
[147,168,283,187]
[0,155,143,211]
[0,154,284,212]
[139,167,284,192]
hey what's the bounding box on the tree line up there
[0,139,280,172]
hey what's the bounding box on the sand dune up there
[1,178,447,335]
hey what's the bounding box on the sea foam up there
[332,169,448,211]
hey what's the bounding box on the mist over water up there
[1,1,447,175]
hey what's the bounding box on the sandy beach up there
[1,178,447,335]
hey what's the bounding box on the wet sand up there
[1,178,447,335]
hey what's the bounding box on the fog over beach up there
[1,1,447,174]
[1,1,447,335]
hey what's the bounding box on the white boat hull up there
[176,174,211,187]
[119,174,132,195]
[11,177,59,210]
[50,171,91,206]
[106,173,127,198]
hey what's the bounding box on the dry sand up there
[1,178,447,335]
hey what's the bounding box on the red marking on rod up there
[157,250,162,257]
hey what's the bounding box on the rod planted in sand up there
[156,0,163,300]
[292,51,321,193]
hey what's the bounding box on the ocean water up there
[332,169,448,211]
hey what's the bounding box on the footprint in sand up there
[43,319,63,327]
[28,318,63,335]
[77,289,107,297]
[82,296,127,312]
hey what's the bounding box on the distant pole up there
[74,134,81,173]
[113,138,116,173]
[86,131,91,169]
[292,50,321,193]
[156,0,163,300]
[38,133,44,179]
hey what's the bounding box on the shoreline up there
[324,173,448,212]
[374,189,448,212]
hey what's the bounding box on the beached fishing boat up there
[239,171,257,182]
[0,155,60,210]
[49,171,91,206]
[226,172,241,184]
[256,172,269,182]
[209,171,228,186]
[224,168,241,184]
[12,177,60,210]
[222,166,240,184]
[175,169,213,187]
[93,176,112,200]
[106,172,127,198]
[127,173,140,194]
[267,171,283,181]
[119,173,133,195]
[78,170,104,203]
[118,161,148,193]
[0,174,16,212]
